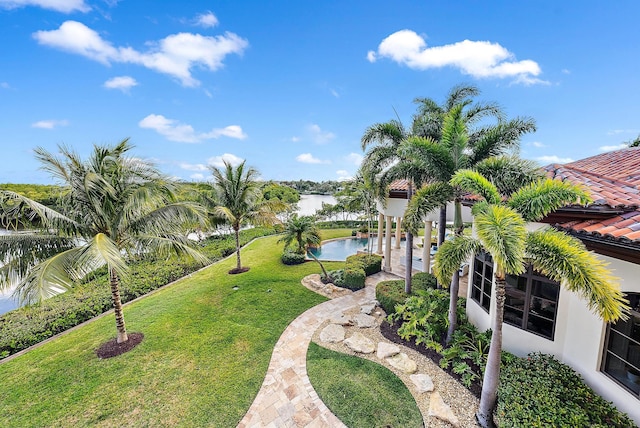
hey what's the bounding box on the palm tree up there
[209,160,281,273]
[433,169,630,427]
[0,139,208,344]
[361,119,430,293]
[278,214,331,279]
[403,103,538,344]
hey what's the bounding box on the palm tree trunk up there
[446,200,465,345]
[234,228,242,270]
[477,278,506,428]
[404,184,414,294]
[109,268,128,344]
[308,251,331,281]
[437,205,447,289]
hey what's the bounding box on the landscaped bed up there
[0,232,349,427]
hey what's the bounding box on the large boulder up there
[344,332,375,354]
[385,353,417,374]
[319,324,346,343]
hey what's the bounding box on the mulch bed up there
[229,267,250,274]
[380,320,483,398]
[96,332,144,359]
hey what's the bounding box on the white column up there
[394,217,402,249]
[376,212,384,255]
[384,215,393,272]
[422,220,432,273]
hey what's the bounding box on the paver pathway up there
[237,272,396,428]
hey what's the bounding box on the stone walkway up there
[237,273,392,428]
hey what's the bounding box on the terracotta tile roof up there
[388,179,410,191]
[565,147,640,187]
[554,211,640,243]
[544,164,640,209]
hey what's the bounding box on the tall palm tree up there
[0,139,208,344]
[403,103,538,344]
[209,160,281,273]
[278,214,331,279]
[361,119,431,293]
[433,169,630,427]
[412,83,504,246]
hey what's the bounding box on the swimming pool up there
[307,237,405,261]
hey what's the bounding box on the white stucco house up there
[379,148,640,423]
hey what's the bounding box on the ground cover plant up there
[306,342,423,428]
[0,233,349,427]
[0,227,275,359]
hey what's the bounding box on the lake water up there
[296,194,337,216]
[0,229,19,315]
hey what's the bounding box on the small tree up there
[278,214,331,280]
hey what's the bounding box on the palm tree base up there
[229,267,250,275]
[96,332,144,359]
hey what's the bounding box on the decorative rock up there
[428,392,460,427]
[344,332,375,354]
[319,324,346,343]
[410,373,434,393]
[360,302,376,314]
[376,342,400,359]
[385,352,417,374]
[353,313,376,328]
[330,314,351,325]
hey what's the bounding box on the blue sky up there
[1,1,639,184]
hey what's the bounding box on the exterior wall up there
[377,198,473,222]
[466,230,640,424]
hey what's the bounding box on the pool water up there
[307,237,405,261]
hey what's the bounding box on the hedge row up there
[0,227,276,359]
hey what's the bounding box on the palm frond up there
[450,169,501,205]
[475,205,527,277]
[136,234,210,266]
[526,228,629,322]
[508,178,592,222]
[361,120,406,150]
[433,235,482,286]
[468,117,536,165]
[404,182,454,234]
[474,156,544,196]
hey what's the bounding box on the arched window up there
[602,293,640,398]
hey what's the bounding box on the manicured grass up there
[307,342,423,428]
[0,232,351,427]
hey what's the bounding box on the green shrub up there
[0,227,276,359]
[345,253,382,276]
[281,250,306,265]
[375,274,435,315]
[389,288,462,352]
[411,272,437,290]
[324,269,345,287]
[342,266,366,290]
[496,353,636,428]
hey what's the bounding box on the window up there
[504,266,560,340]
[471,251,493,312]
[602,293,640,398]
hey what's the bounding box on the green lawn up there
[0,231,350,427]
[307,342,423,428]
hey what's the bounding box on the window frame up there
[471,251,493,313]
[503,265,560,341]
[601,293,640,399]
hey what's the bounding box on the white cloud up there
[190,173,205,180]
[561,68,571,74]
[290,136,300,142]
[208,153,244,168]
[139,114,247,143]
[179,162,208,172]
[368,29,546,84]
[336,170,352,181]
[194,11,218,28]
[103,75,138,92]
[32,119,69,129]
[530,141,546,148]
[607,129,638,135]
[0,0,89,13]
[330,88,339,98]
[346,152,363,165]
[599,144,628,152]
[296,153,330,164]
[536,155,574,164]
[0,82,10,89]
[33,21,248,87]
[308,123,335,144]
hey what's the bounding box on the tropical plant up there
[403,100,539,344]
[0,139,208,344]
[278,214,331,280]
[432,169,630,427]
[208,160,282,273]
